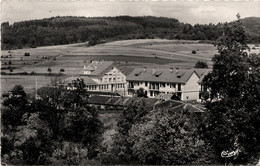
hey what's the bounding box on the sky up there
[1,0,260,25]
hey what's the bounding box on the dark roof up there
[88,95,205,113]
[196,69,211,84]
[87,91,121,96]
[126,68,196,83]
[194,68,211,77]
[155,100,183,109]
[156,101,205,113]
[89,96,129,106]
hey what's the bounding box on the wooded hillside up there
[1,16,259,50]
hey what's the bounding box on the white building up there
[76,60,128,96]
[126,67,209,101]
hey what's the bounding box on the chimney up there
[143,67,147,72]
[152,69,156,75]
[170,67,173,73]
[175,67,179,74]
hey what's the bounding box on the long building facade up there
[65,60,210,101]
[127,67,205,101]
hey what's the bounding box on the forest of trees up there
[2,16,259,50]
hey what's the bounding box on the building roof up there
[88,95,205,113]
[87,91,121,96]
[64,76,98,85]
[80,61,115,77]
[155,100,205,113]
[126,68,196,83]
[79,60,133,77]
[196,69,211,84]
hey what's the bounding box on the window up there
[145,82,148,86]
[113,78,115,81]
[170,83,176,88]
[161,83,165,88]
[178,84,181,91]
[109,78,112,82]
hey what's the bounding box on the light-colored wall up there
[127,72,200,100]
[127,81,181,98]
[85,67,127,96]
[182,72,200,100]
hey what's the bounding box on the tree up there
[100,98,152,164]
[202,16,260,164]
[61,78,103,159]
[47,67,52,74]
[136,87,148,98]
[14,113,53,164]
[24,52,30,56]
[60,68,65,73]
[2,85,28,129]
[195,61,208,68]
[128,109,213,165]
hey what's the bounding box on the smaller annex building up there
[126,67,208,101]
[66,60,128,96]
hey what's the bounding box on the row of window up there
[86,84,126,91]
[100,77,125,82]
[115,84,125,89]
[128,81,179,89]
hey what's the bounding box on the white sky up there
[1,0,260,25]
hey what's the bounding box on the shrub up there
[195,61,208,68]
[24,52,30,56]
[47,68,52,73]
[192,50,196,54]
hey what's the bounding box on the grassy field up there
[1,39,259,93]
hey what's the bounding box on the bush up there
[192,50,196,54]
[47,68,52,73]
[195,61,208,68]
[24,52,30,56]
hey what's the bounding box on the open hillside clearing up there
[1,39,259,93]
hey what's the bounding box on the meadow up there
[1,39,259,93]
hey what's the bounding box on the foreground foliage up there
[202,16,260,164]
[1,78,103,164]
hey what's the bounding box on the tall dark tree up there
[61,78,103,159]
[2,85,28,129]
[202,16,260,164]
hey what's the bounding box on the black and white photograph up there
[1,0,260,165]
